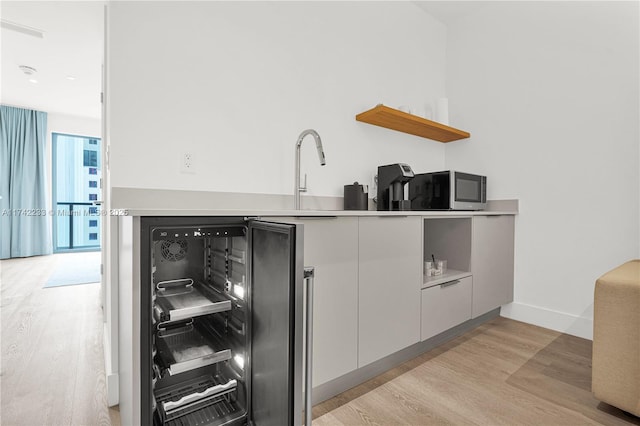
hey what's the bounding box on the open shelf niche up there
[423,217,472,289]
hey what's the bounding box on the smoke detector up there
[19,65,37,75]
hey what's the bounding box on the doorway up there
[52,132,102,253]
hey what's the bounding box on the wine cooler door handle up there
[304,266,315,426]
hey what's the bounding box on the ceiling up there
[1,1,104,119]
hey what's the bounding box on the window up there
[89,233,98,240]
[83,150,97,167]
[52,132,101,252]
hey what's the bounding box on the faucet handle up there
[300,173,308,192]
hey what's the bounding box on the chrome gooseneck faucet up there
[294,129,326,209]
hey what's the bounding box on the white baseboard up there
[104,325,120,406]
[107,373,120,407]
[500,302,593,340]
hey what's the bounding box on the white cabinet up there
[421,276,472,341]
[358,216,422,367]
[264,217,358,387]
[262,213,515,384]
[471,215,515,318]
[294,217,359,386]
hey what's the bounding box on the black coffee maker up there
[377,163,414,211]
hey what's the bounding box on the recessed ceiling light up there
[66,75,77,81]
[29,79,38,84]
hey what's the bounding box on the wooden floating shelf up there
[356,104,470,142]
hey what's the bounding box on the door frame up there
[101,2,120,408]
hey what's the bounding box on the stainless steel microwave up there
[408,171,487,210]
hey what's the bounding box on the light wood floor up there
[3,255,638,426]
[1,253,120,426]
[313,317,640,425]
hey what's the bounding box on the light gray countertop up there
[111,188,518,218]
[122,208,517,217]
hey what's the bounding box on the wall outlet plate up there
[180,152,195,174]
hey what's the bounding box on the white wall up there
[48,112,101,141]
[444,2,640,339]
[107,1,448,199]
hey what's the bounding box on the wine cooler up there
[138,216,308,426]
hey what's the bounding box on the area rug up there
[44,251,101,288]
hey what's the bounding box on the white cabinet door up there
[471,215,515,318]
[297,217,359,386]
[421,276,472,341]
[358,216,422,367]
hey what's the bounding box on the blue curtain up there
[0,105,51,259]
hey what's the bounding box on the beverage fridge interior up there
[139,217,304,426]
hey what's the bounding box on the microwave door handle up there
[450,174,455,208]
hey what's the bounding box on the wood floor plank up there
[314,317,640,426]
[1,253,120,426]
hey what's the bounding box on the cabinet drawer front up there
[421,276,472,341]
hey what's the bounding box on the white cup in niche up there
[413,104,433,120]
[425,259,447,276]
[424,261,434,276]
